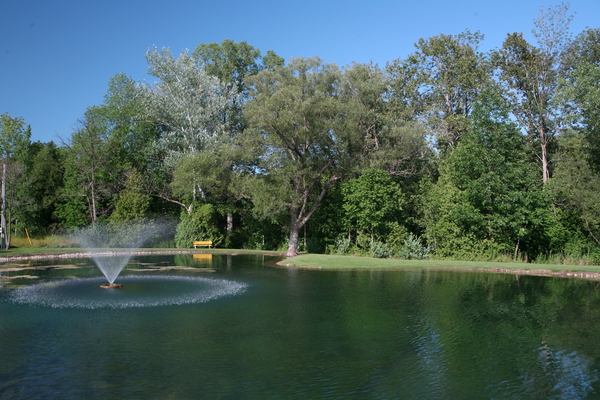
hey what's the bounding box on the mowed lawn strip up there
[0,247,285,260]
[282,254,600,273]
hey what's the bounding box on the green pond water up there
[1,253,600,399]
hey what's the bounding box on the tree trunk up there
[284,175,340,258]
[1,163,5,249]
[227,212,233,233]
[287,207,300,258]
[541,139,550,184]
[90,184,97,225]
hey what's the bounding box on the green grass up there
[0,245,285,258]
[282,253,600,273]
[4,244,599,275]
[0,247,85,256]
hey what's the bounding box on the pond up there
[1,253,600,399]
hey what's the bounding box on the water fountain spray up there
[76,221,158,288]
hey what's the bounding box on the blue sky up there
[1,0,599,144]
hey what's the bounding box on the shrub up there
[399,233,431,260]
[335,237,352,255]
[386,221,409,254]
[175,203,223,248]
[306,237,324,253]
[370,241,393,258]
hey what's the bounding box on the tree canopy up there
[4,9,600,264]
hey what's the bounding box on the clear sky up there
[1,0,599,144]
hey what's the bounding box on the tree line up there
[2,4,600,260]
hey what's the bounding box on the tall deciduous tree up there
[552,132,600,247]
[342,168,404,243]
[144,46,236,157]
[0,113,31,246]
[387,30,493,151]
[58,73,157,229]
[494,3,573,183]
[559,28,600,170]
[0,113,31,159]
[100,73,158,172]
[142,46,238,213]
[244,57,368,257]
[110,169,150,223]
[345,62,430,178]
[193,39,283,101]
[191,40,284,235]
[59,110,115,227]
[19,141,63,235]
[421,92,549,259]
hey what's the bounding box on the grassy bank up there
[282,254,600,273]
[4,245,600,277]
[0,246,285,259]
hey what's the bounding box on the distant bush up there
[306,237,325,253]
[175,203,223,248]
[370,241,393,258]
[399,233,431,260]
[335,237,352,255]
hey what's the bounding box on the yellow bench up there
[193,240,213,249]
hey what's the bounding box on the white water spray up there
[76,221,165,284]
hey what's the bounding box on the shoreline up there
[0,249,286,263]
[277,261,600,281]
[2,250,600,281]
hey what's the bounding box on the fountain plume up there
[76,221,160,284]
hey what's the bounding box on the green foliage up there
[244,57,372,256]
[19,141,63,235]
[222,198,287,250]
[399,233,431,260]
[110,169,150,223]
[192,39,284,136]
[385,221,410,254]
[10,22,600,265]
[193,39,283,97]
[342,168,404,242]
[142,46,245,220]
[387,30,493,150]
[59,110,116,225]
[356,232,372,251]
[174,203,223,248]
[171,143,237,202]
[304,182,346,253]
[100,73,159,172]
[559,29,600,170]
[0,113,31,159]
[493,1,573,184]
[143,46,237,175]
[421,91,551,259]
[305,237,324,254]
[0,113,33,243]
[57,73,155,229]
[370,241,393,258]
[193,39,262,93]
[335,237,352,255]
[552,132,600,249]
[55,192,90,230]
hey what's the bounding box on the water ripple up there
[6,275,248,309]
